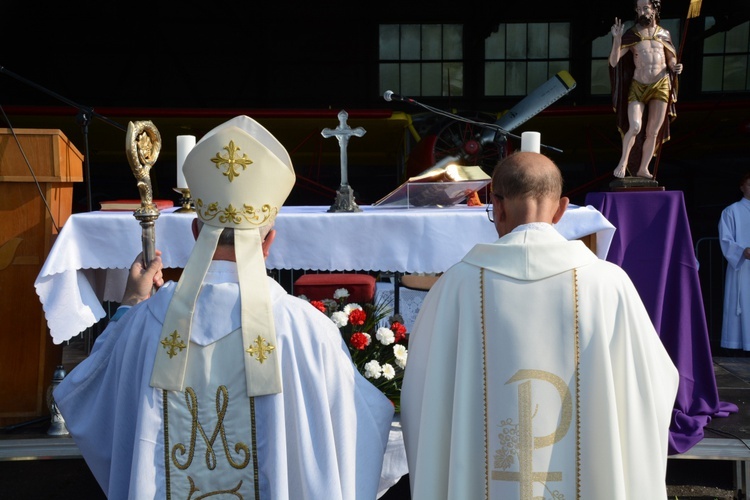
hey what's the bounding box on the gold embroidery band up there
[480,268,490,499]
[482,267,581,499]
[195,200,276,226]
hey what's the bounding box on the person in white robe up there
[54,116,394,500]
[719,171,750,350]
[401,151,679,500]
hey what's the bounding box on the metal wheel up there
[430,112,507,175]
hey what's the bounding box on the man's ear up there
[495,196,508,223]
[262,229,276,259]
[552,197,570,224]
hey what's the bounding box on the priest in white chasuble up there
[54,116,394,500]
[401,151,679,499]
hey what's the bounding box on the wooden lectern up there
[0,128,83,427]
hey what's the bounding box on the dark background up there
[1,1,749,333]
[1,1,748,220]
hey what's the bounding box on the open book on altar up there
[373,164,491,207]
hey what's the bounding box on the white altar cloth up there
[35,204,614,345]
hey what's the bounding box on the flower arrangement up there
[302,287,408,412]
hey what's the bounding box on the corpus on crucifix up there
[322,109,366,212]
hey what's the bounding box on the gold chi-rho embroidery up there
[492,369,573,499]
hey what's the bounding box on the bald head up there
[492,151,563,201]
[490,151,568,236]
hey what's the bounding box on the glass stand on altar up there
[373,180,490,207]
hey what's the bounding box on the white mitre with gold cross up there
[150,115,295,397]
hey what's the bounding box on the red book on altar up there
[99,199,174,211]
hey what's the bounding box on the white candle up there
[176,135,196,189]
[521,131,541,153]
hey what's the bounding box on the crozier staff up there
[125,120,162,268]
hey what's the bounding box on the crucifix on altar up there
[322,109,365,212]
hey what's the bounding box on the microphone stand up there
[0,65,126,212]
[385,93,563,154]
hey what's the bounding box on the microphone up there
[383,90,411,103]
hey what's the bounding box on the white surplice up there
[401,226,679,500]
[719,197,750,350]
[54,261,394,500]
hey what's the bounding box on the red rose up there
[349,308,366,326]
[310,300,326,313]
[350,332,369,350]
[391,321,407,342]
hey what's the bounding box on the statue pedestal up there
[609,176,664,191]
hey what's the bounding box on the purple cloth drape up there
[585,190,738,455]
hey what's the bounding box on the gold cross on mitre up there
[211,140,253,182]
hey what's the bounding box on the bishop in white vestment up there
[54,116,395,499]
[55,266,394,499]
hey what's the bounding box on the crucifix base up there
[328,184,362,213]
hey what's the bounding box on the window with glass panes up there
[379,24,464,98]
[484,22,571,97]
[703,19,750,92]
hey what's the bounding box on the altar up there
[35,203,615,345]
[30,202,613,498]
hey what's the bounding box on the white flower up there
[381,363,396,380]
[376,327,395,345]
[364,360,382,379]
[362,332,372,347]
[331,311,349,328]
[393,345,408,369]
[343,303,362,315]
[333,288,350,300]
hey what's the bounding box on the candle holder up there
[46,365,69,436]
[173,187,195,213]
